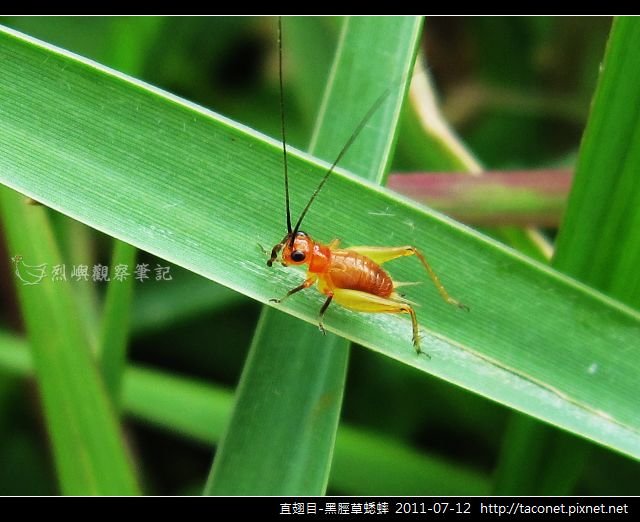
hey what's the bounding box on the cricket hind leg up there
[330,288,425,356]
[347,245,468,311]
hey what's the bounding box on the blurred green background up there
[0,16,637,495]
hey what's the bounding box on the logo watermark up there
[10,255,173,286]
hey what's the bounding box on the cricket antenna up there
[278,16,292,235]
[291,82,396,240]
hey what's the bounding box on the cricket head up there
[267,231,313,268]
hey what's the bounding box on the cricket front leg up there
[270,274,317,303]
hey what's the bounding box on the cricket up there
[267,17,468,355]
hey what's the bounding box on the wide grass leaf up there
[1,24,639,460]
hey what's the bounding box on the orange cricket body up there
[281,231,394,299]
[269,230,466,354]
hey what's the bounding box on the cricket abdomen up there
[327,250,394,297]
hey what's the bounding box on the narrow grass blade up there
[331,426,489,495]
[99,240,136,406]
[131,266,247,334]
[0,330,31,375]
[397,55,482,173]
[205,309,350,495]
[555,16,640,310]
[51,216,100,347]
[0,188,139,495]
[124,364,233,443]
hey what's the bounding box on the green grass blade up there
[51,216,101,346]
[282,16,339,130]
[205,308,349,495]
[1,23,640,460]
[331,425,489,495]
[0,331,31,375]
[397,60,482,173]
[0,189,139,495]
[493,414,550,494]
[124,364,233,443]
[206,16,423,495]
[493,413,588,494]
[308,16,421,180]
[131,266,246,334]
[99,240,136,406]
[555,16,640,309]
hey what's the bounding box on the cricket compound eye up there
[291,250,306,263]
